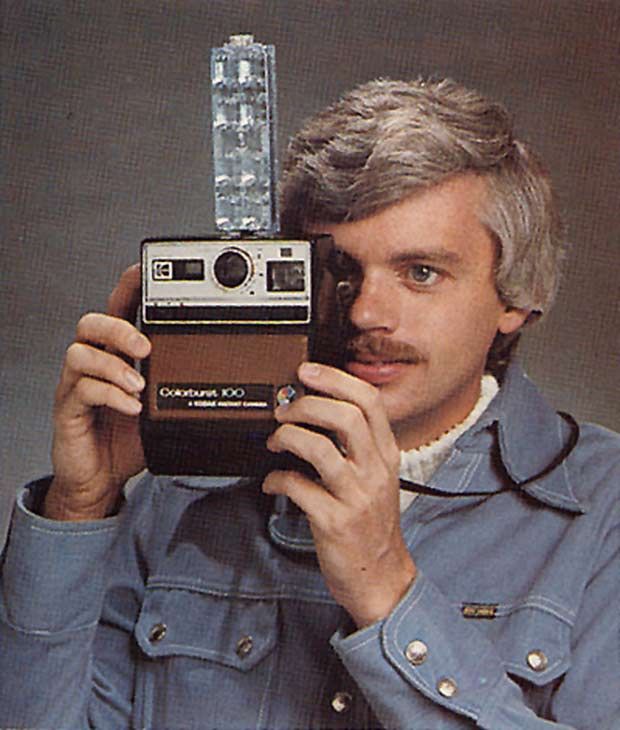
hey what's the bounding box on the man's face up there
[313,175,528,450]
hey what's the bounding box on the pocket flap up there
[134,587,278,672]
[496,604,572,686]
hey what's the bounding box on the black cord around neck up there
[399,412,579,498]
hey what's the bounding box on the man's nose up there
[347,271,399,332]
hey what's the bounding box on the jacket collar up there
[456,361,586,514]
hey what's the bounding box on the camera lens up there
[213,249,250,288]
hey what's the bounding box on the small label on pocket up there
[461,603,498,619]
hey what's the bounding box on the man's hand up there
[44,264,151,521]
[263,362,416,628]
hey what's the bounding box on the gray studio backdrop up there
[2,1,619,542]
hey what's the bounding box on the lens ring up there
[213,248,251,289]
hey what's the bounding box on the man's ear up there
[498,307,532,335]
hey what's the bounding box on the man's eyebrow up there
[387,249,464,267]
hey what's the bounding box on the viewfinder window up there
[267,260,305,292]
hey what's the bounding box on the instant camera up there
[139,36,341,476]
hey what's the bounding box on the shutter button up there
[527,649,548,672]
[148,623,167,643]
[331,691,352,714]
[236,635,254,659]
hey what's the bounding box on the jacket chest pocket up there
[135,587,278,669]
[133,587,279,727]
[492,603,572,689]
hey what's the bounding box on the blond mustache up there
[346,332,425,363]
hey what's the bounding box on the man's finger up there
[56,343,145,401]
[106,263,141,321]
[61,376,143,419]
[262,469,339,530]
[267,423,354,498]
[75,312,150,360]
[274,395,375,466]
[297,362,399,464]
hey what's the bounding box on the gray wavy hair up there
[279,78,564,316]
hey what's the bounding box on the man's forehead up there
[307,175,492,264]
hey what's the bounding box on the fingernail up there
[126,369,145,392]
[131,333,150,355]
[266,435,281,453]
[128,397,143,414]
[274,405,288,420]
[299,362,320,379]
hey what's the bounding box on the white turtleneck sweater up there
[398,375,499,512]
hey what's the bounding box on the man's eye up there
[407,265,440,286]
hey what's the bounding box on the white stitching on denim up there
[526,481,581,507]
[267,513,316,552]
[144,579,337,604]
[338,626,382,654]
[1,615,99,637]
[29,524,117,537]
[268,524,315,547]
[256,635,278,729]
[472,596,575,624]
[340,632,379,655]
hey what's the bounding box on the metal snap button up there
[148,623,167,643]
[437,677,458,699]
[527,649,548,672]
[331,691,352,714]
[236,635,254,659]
[405,639,428,666]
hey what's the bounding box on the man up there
[1,79,618,728]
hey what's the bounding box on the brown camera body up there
[140,235,339,476]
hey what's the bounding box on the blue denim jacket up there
[1,363,619,729]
